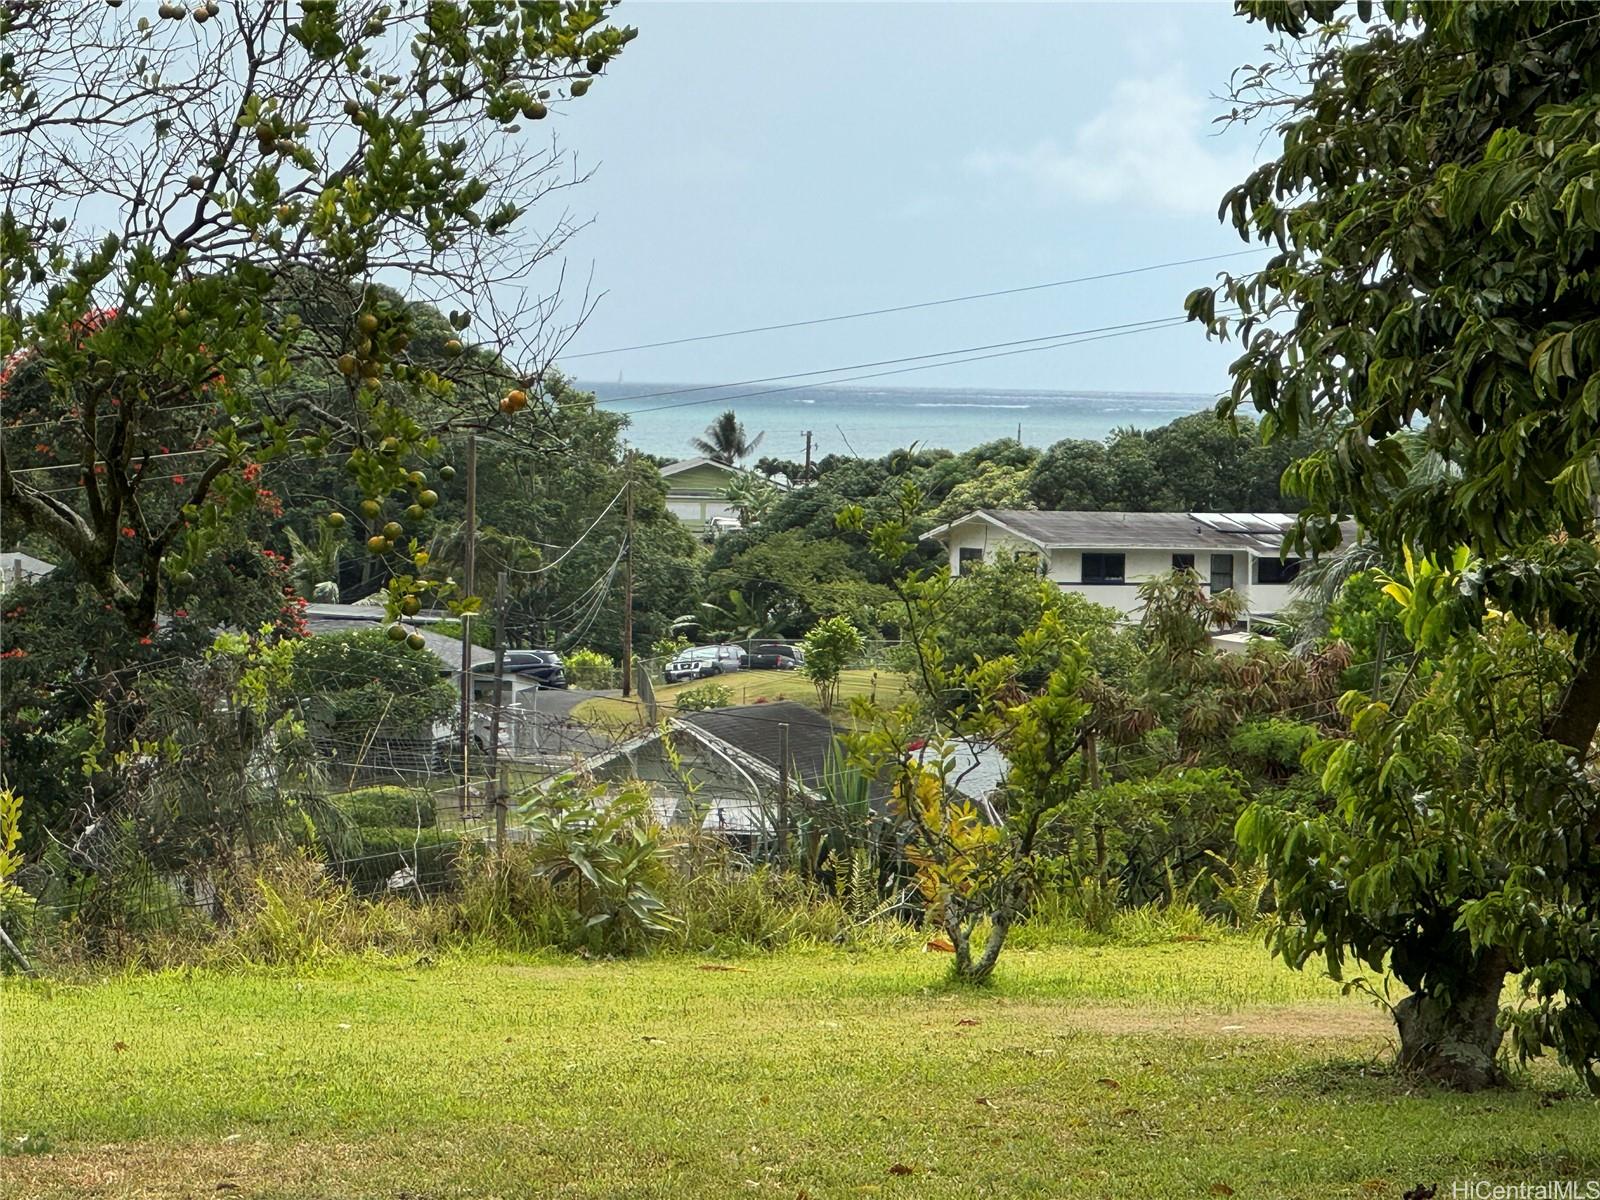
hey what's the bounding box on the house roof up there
[659,456,740,479]
[0,550,55,581]
[924,509,1352,557]
[680,700,842,789]
[659,457,788,489]
[303,615,494,674]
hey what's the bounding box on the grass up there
[4,940,1595,1198]
[574,666,910,727]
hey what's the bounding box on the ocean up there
[584,381,1215,462]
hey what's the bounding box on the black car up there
[473,649,567,689]
[747,642,806,670]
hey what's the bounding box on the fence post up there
[776,722,790,865]
[496,762,509,855]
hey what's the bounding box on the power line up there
[560,250,1264,360]
[602,313,1193,413]
[620,314,1214,419]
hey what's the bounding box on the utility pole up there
[457,614,473,813]
[487,569,508,787]
[620,450,635,698]
[457,433,479,814]
[776,721,790,864]
[802,430,813,483]
[462,433,478,597]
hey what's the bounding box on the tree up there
[1188,0,1600,1091]
[799,616,863,711]
[1,1,636,639]
[841,484,1093,983]
[691,410,764,465]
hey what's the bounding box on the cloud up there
[964,74,1250,216]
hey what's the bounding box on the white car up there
[663,644,746,683]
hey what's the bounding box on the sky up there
[542,2,1278,396]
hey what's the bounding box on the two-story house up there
[925,509,1348,620]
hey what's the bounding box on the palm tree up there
[691,410,764,465]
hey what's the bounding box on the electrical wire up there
[601,313,1195,413]
[560,250,1264,360]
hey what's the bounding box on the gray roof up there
[926,510,1351,557]
[303,615,493,674]
[0,550,55,581]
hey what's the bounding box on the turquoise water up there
[585,381,1213,461]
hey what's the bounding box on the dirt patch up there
[989,1002,1391,1042]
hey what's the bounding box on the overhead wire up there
[559,250,1265,360]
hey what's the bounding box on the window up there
[957,547,984,575]
[1255,557,1302,585]
[1172,553,1196,572]
[1081,552,1126,584]
[1209,553,1235,594]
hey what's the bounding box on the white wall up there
[941,520,1285,618]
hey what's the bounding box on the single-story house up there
[0,550,55,592]
[925,509,1352,620]
[659,457,784,534]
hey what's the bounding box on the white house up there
[924,510,1347,619]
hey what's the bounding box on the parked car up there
[747,641,806,670]
[472,649,567,689]
[663,644,746,683]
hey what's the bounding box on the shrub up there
[1227,718,1319,779]
[800,616,863,710]
[564,648,616,689]
[675,681,732,712]
[334,786,437,831]
[651,634,691,661]
[513,780,679,953]
[452,844,578,951]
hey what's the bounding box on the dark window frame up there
[1209,552,1235,593]
[1172,553,1196,572]
[1081,552,1127,584]
[957,547,984,576]
[1255,557,1302,585]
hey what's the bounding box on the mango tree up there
[1190,0,1600,1090]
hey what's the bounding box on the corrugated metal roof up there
[932,509,1352,556]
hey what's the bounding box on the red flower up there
[242,462,262,483]
[172,475,186,485]
[174,609,190,618]
[0,648,27,660]
[121,526,136,539]
[139,636,153,646]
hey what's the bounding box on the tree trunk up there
[1393,950,1509,1091]
[946,907,1011,984]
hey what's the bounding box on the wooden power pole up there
[802,430,813,482]
[457,433,479,812]
[620,451,635,698]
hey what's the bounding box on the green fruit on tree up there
[358,313,379,335]
[337,353,357,377]
[438,465,455,481]
[444,338,463,356]
[401,595,421,616]
[367,535,388,554]
[360,359,381,380]
[379,437,399,456]
[382,521,404,541]
[406,633,426,652]
[359,499,381,518]
[327,511,346,528]
[386,623,407,642]
[407,470,424,488]
[406,503,425,522]
[418,489,438,509]
[570,78,590,97]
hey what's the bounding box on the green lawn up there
[4,941,1594,1198]
[574,666,910,727]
